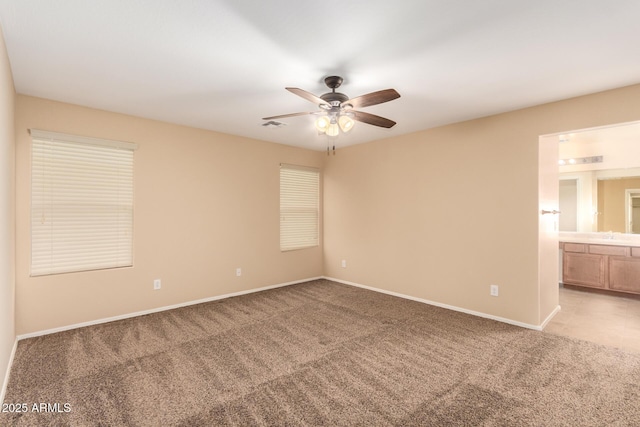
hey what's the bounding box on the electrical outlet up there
[341,259,347,268]
[490,284,499,297]
[236,268,242,277]
[153,279,161,290]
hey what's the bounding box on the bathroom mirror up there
[557,121,640,234]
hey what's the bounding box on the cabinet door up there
[563,252,605,288]
[609,257,640,294]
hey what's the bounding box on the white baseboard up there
[12,275,554,357]
[324,276,546,331]
[3,276,560,401]
[1,338,18,405]
[540,304,562,330]
[17,276,323,341]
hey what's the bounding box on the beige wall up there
[0,24,16,399]
[10,81,640,335]
[324,84,640,326]
[598,177,640,232]
[15,95,324,334]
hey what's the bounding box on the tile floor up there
[544,286,640,353]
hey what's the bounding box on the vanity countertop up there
[559,232,640,247]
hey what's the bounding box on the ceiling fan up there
[263,76,400,138]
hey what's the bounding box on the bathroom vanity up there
[560,233,640,296]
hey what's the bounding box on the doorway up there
[626,190,640,234]
[540,120,640,352]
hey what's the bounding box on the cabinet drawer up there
[563,243,586,253]
[589,245,629,256]
[632,247,640,257]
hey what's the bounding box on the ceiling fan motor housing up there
[320,76,350,106]
[320,92,349,105]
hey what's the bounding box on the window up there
[30,130,137,276]
[280,164,319,251]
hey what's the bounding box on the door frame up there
[625,189,640,233]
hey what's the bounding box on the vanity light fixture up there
[558,155,603,166]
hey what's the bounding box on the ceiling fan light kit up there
[338,115,354,132]
[326,122,340,137]
[314,114,354,136]
[263,75,400,150]
[315,116,330,132]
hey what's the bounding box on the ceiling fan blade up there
[352,110,397,128]
[343,89,400,109]
[262,112,315,120]
[286,87,329,107]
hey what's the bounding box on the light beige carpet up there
[2,279,640,426]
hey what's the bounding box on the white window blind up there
[30,129,137,276]
[280,164,320,251]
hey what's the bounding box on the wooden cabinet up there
[562,242,640,296]
[609,257,640,294]
[563,252,606,288]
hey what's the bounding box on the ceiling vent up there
[261,121,286,128]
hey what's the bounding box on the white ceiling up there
[1,0,640,150]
